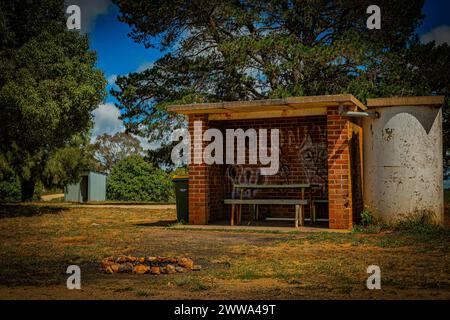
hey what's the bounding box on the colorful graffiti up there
[225,124,328,197]
[296,134,328,193]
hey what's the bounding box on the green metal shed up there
[64,171,107,203]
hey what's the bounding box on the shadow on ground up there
[135,220,178,227]
[0,204,69,219]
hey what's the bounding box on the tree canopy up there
[111,0,449,162]
[0,0,106,200]
[91,132,143,173]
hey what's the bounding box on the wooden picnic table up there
[225,183,317,227]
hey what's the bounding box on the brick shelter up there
[168,95,367,230]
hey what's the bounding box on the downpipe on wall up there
[338,105,380,118]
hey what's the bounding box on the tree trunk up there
[20,179,36,202]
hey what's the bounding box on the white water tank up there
[362,97,444,225]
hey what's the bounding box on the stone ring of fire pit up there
[101,256,201,275]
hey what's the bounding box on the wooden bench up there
[224,198,309,227]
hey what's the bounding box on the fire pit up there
[101,256,201,275]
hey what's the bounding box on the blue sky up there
[89,4,164,102]
[82,0,450,146]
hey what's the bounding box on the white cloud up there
[421,25,450,46]
[135,136,161,151]
[91,104,160,151]
[91,103,124,138]
[65,0,111,33]
[137,61,154,72]
[107,74,118,85]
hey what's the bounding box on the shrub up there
[360,208,374,226]
[106,155,173,202]
[352,208,383,233]
[0,176,42,202]
[0,175,21,202]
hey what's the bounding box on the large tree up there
[111,0,449,162]
[0,0,106,200]
[91,132,143,173]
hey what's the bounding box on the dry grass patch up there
[0,202,449,299]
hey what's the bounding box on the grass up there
[82,200,175,205]
[0,202,449,299]
[167,225,294,235]
[113,286,134,293]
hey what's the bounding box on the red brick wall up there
[188,114,209,224]
[187,112,357,229]
[326,107,353,229]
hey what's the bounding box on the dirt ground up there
[40,194,65,202]
[0,202,449,300]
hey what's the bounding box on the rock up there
[166,264,176,274]
[175,266,186,273]
[119,263,133,273]
[160,257,177,264]
[116,256,128,263]
[105,266,114,274]
[150,266,160,275]
[117,255,138,263]
[132,264,150,274]
[110,263,121,273]
[101,257,115,269]
[178,257,194,270]
[192,265,202,271]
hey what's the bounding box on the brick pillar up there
[188,114,209,224]
[327,106,353,229]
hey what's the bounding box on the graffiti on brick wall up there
[225,165,267,198]
[225,124,328,197]
[296,134,327,194]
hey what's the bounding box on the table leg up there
[312,201,316,223]
[239,189,244,225]
[309,187,313,225]
[238,205,242,225]
[231,204,235,226]
[300,205,304,226]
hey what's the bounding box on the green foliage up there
[393,211,449,238]
[395,220,448,238]
[352,224,383,234]
[170,167,188,177]
[41,135,94,188]
[145,142,178,170]
[112,0,450,163]
[0,175,21,202]
[352,208,383,233]
[360,209,374,226]
[106,155,173,202]
[0,1,106,200]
